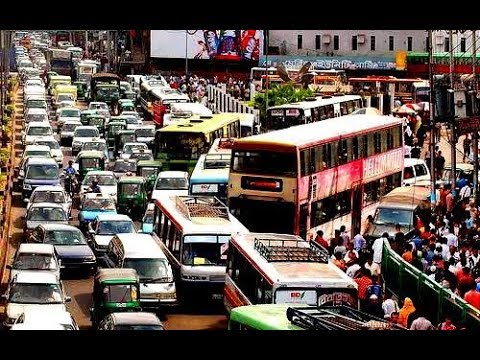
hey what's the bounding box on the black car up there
[30,223,97,276]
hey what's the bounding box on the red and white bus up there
[224,232,358,312]
[228,114,404,240]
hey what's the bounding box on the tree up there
[253,83,314,128]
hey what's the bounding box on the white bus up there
[224,232,359,313]
[265,94,363,131]
[163,102,213,127]
[152,194,249,302]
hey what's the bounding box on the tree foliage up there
[253,83,314,122]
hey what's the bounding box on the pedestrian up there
[353,268,373,310]
[416,124,427,148]
[372,232,387,265]
[463,134,472,162]
[382,291,400,319]
[410,316,435,330]
[313,230,329,249]
[398,297,416,328]
[435,151,446,180]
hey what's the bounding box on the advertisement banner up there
[151,30,264,61]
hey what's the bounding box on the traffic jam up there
[1,30,478,331]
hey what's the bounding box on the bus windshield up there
[182,235,230,266]
[267,108,304,130]
[232,150,297,177]
[157,132,208,160]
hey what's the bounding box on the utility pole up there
[265,29,269,132]
[473,30,479,203]
[449,30,457,196]
[106,31,111,72]
[85,30,89,58]
[185,30,188,77]
[428,30,436,207]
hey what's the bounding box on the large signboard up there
[151,30,263,61]
[260,55,398,71]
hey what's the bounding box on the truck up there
[89,73,121,114]
[46,48,73,77]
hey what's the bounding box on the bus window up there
[338,139,348,165]
[322,144,332,168]
[364,180,380,206]
[386,129,394,150]
[351,137,359,160]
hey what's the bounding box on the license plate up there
[211,294,223,300]
[116,303,127,308]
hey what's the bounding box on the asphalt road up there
[1,88,227,330]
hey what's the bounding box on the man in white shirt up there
[372,233,387,265]
[365,257,381,277]
[382,291,399,319]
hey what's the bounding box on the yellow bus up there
[154,113,241,174]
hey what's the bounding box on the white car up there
[26,185,72,217]
[134,125,156,145]
[8,243,61,281]
[121,142,148,159]
[71,126,100,155]
[11,308,79,330]
[33,136,63,167]
[22,122,54,146]
[57,107,81,132]
[24,108,49,125]
[88,102,110,120]
[80,170,117,201]
[55,100,76,117]
[151,171,189,201]
[2,272,71,328]
[60,120,82,147]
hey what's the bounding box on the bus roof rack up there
[286,306,404,330]
[175,195,230,221]
[253,237,329,263]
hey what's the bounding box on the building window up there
[461,37,466,52]
[333,35,339,50]
[352,36,357,51]
[407,36,413,51]
[297,35,302,50]
[425,36,429,52]
[389,36,394,51]
[444,37,450,52]
[370,36,376,51]
[315,35,321,50]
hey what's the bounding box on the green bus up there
[153,114,241,174]
[228,304,304,330]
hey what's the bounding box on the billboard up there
[151,30,263,61]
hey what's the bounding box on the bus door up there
[351,182,362,237]
[299,203,308,240]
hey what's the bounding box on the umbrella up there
[393,104,417,115]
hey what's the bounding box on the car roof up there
[39,223,80,231]
[25,145,51,152]
[110,312,163,326]
[18,243,55,255]
[26,108,48,114]
[11,323,66,330]
[95,268,139,283]
[157,171,189,178]
[63,120,82,125]
[13,271,59,284]
[28,202,65,210]
[22,308,73,324]
[95,214,133,221]
[84,170,115,176]
[75,126,98,131]
[25,157,57,165]
[84,192,113,200]
[31,185,65,192]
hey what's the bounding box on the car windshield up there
[26,165,59,180]
[131,153,153,161]
[62,123,79,132]
[61,109,80,117]
[58,95,74,102]
[27,207,66,222]
[114,324,163,330]
[135,128,155,138]
[182,235,230,266]
[36,141,60,150]
[13,254,56,271]
[123,144,146,154]
[27,100,47,108]
[140,168,158,178]
[75,129,99,137]
[80,158,101,168]
[89,103,108,111]
[27,126,52,136]
[375,208,413,227]
[119,183,141,194]
[124,116,138,125]
[83,174,116,186]
[123,258,170,281]
[143,212,154,224]
[113,161,136,173]
[155,177,188,190]
[83,142,107,152]
[102,284,137,303]
[83,198,116,210]
[89,117,104,126]
[45,230,87,245]
[9,283,63,304]
[97,221,135,235]
[25,151,50,157]
[31,191,65,204]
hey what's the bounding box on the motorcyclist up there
[64,160,78,194]
[64,160,76,176]
[90,179,102,193]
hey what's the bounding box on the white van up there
[151,171,189,202]
[403,158,431,186]
[103,233,176,308]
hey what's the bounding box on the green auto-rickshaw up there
[116,174,147,220]
[74,81,88,100]
[136,160,163,196]
[89,268,141,328]
[106,119,127,150]
[118,100,136,114]
[80,109,97,125]
[86,114,107,138]
[76,150,106,181]
[114,129,136,158]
